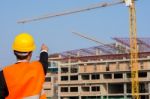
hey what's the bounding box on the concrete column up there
[124,83,127,99]
[68,75,70,82]
[116,62,119,70]
[58,86,61,99]
[148,72,150,80]
[100,73,103,80]
[100,95,103,99]
[79,96,81,99]
[51,76,54,96]
[106,83,108,99]
[78,86,81,98]
[84,64,87,72]
[68,86,70,93]
[112,73,114,79]
[123,72,126,80]
[89,74,91,80]
[57,62,61,99]
[106,96,108,99]
[147,72,150,99]
[58,62,61,83]
[68,59,71,82]
[148,82,150,99]
[78,74,81,81]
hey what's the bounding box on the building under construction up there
[45,38,150,99]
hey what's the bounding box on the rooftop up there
[50,37,150,57]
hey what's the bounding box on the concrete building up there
[46,38,150,99]
[44,62,58,99]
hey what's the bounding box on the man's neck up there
[17,59,29,63]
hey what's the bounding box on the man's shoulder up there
[31,60,40,63]
[3,64,16,70]
[30,61,42,66]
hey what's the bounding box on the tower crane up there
[18,0,139,98]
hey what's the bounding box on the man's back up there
[3,61,45,99]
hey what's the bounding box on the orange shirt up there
[3,61,45,99]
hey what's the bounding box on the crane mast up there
[129,0,139,98]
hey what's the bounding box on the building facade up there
[46,38,150,99]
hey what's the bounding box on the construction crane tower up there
[128,0,139,99]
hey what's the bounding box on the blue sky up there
[0,0,149,68]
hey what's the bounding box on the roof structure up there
[50,38,150,59]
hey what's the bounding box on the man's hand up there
[41,44,48,52]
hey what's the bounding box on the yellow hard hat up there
[12,33,36,52]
